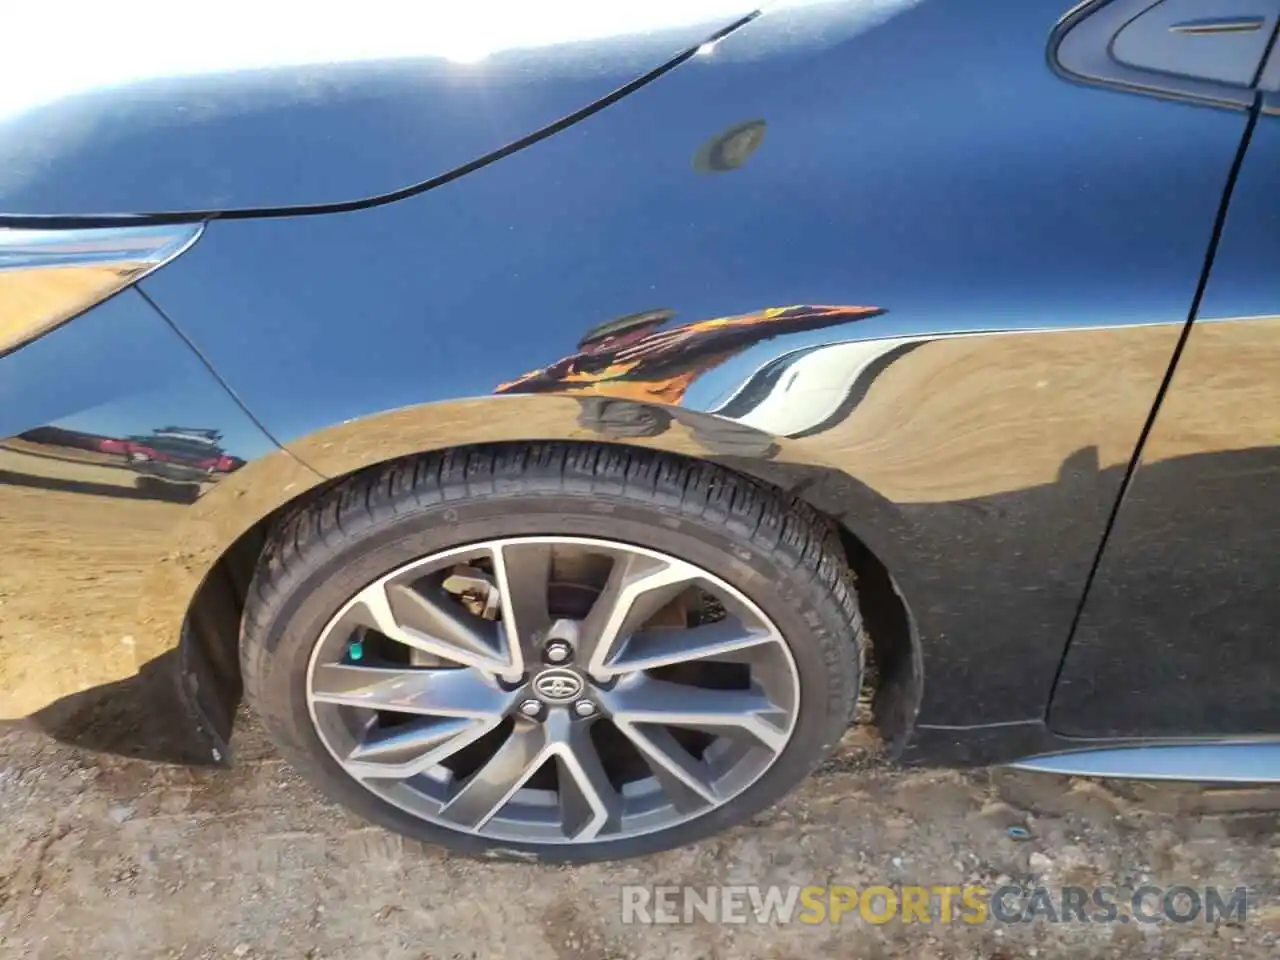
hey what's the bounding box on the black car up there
[2,0,1279,862]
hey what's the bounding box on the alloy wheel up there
[305,536,800,845]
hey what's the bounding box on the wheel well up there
[179,474,347,757]
[835,525,920,751]
[180,441,920,755]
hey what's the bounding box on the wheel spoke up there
[605,617,778,673]
[550,713,622,840]
[387,580,510,666]
[434,710,625,838]
[350,716,476,762]
[346,579,513,674]
[438,723,548,829]
[344,716,501,780]
[613,721,719,811]
[601,677,790,753]
[491,541,553,672]
[581,551,702,677]
[310,664,514,718]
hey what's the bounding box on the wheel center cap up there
[532,667,584,703]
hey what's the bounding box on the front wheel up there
[241,444,863,862]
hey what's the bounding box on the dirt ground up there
[0,716,1277,960]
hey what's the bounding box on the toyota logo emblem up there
[533,669,584,702]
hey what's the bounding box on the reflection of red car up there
[210,453,242,473]
[123,441,238,472]
[107,428,244,479]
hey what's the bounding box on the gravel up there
[0,719,1276,959]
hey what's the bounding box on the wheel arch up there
[168,394,923,763]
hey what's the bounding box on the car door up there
[1051,27,1280,738]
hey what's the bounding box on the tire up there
[242,443,863,862]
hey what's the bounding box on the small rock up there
[108,805,135,824]
[1029,851,1053,874]
[233,945,251,958]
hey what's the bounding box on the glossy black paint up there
[0,288,272,462]
[142,1,1240,432]
[2,0,1277,770]
[0,14,752,218]
[1052,111,1280,737]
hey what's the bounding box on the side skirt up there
[1006,741,1280,783]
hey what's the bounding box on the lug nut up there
[544,641,572,664]
[573,700,597,718]
[519,699,542,718]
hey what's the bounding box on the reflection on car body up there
[3,0,1280,863]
